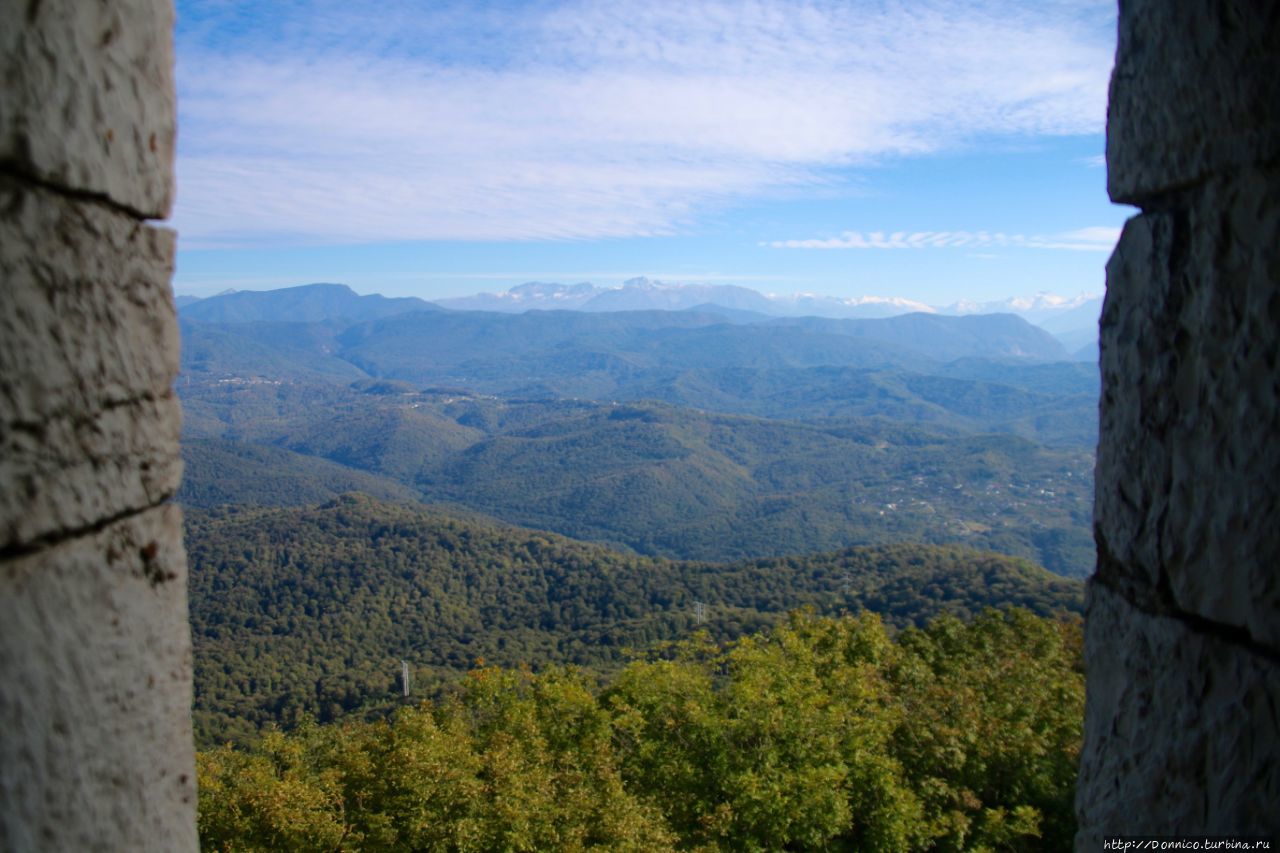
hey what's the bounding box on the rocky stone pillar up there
[0,1,197,849]
[1078,0,1280,844]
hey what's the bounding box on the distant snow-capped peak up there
[621,276,663,289]
[943,291,1100,316]
[837,294,935,313]
[765,292,936,317]
[437,278,1100,324]
[480,282,600,304]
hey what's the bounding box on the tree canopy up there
[198,609,1084,851]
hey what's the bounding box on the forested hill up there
[186,494,1083,746]
[180,386,1096,576]
[180,282,440,324]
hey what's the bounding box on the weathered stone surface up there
[0,396,182,550]
[0,175,181,550]
[1107,0,1280,205]
[0,0,175,217]
[0,176,179,423]
[2,1,196,849]
[1096,166,1280,653]
[1082,1,1280,840]
[1076,583,1280,844]
[0,505,197,852]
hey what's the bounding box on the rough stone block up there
[1076,582,1280,844]
[0,176,182,550]
[0,395,182,550]
[1107,0,1280,205]
[0,0,175,218]
[1096,166,1280,653]
[0,505,197,852]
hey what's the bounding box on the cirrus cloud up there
[766,225,1121,252]
[174,0,1116,246]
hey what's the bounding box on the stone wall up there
[1077,0,1280,844]
[0,1,197,849]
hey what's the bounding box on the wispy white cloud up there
[174,0,1115,246]
[1053,225,1122,245]
[766,225,1121,252]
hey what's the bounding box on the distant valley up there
[177,283,1098,576]
[181,388,1094,575]
[176,280,1099,750]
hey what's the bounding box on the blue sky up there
[171,0,1127,305]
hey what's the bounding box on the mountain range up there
[178,284,1077,376]
[425,276,940,318]
[427,276,1096,324]
[176,295,1096,448]
[179,280,1102,358]
[179,282,440,324]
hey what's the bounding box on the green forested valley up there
[187,494,1082,748]
[181,382,1095,576]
